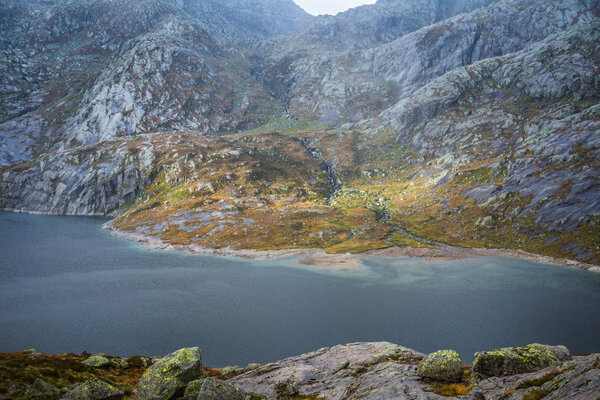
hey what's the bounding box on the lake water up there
[1,212,599,366]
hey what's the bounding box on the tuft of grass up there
[428,382,472,397]
[0,351,149,399]
[521,388,551,400]
[515,369,563,390]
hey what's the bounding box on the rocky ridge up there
[1,342,599,400]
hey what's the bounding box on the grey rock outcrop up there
[228,342,599,399]
[475,353,599,400]
[0,0,312,166]
[230,342,431,400]
[265,0,598,122]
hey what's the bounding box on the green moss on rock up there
[473,344,569,377]
[416,350,464,383]
[63,379,124,400]
[137,347,204,400]
[81,356,111,369]
[182,379,204,400]
[197,378,252,400]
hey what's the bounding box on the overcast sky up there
[294,0,377,15]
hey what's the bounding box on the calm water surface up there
[1,212,599,366]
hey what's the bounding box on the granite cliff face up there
[0,0,310,165]
[1,0,599,265]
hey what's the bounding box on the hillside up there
[0,0,599,265]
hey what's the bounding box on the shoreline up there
[2,209,597,273]
[103,220,600,274]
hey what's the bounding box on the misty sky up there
[294,0,377,15]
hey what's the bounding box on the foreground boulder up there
[137,347,204,400]
[182,379,204,400]
[417,350,464,382]
[7,384,45,400]
[63,379,124,400]
[197,378,249,400]
[473,344,570,377]
[33,378,61,397]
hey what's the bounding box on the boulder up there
[108,359,128,369]
[197,378,254,400]
[126,356,152,368]
[472,344,569,377]
[33,378,61,396]
[182,379,204,400]
[416,350,464,383]
[63,379,124,400]
[137,347,204,400]
[221,366,244,378]
[7,384,45,400]
[81,356,111,369]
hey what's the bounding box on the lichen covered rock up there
[416,350,464,382]
[473,344,568,377]
[33,378,60,397]
[137,347,204,400]
[63,379,124,400]
[197,378,253,400]
[7,384,45,400]
[108,358,128,369]
[81,355,112,369]
[221,366,245,378]
[182,379,205,400]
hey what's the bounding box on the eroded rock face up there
[0,0,312,166]
[267,0,598,122]
[472,344,570,378]
[137,347,204,400]
[417,350,464,383]
[63,379,124,400]
[231,342,430,400]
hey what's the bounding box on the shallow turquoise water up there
[0,212,599,366]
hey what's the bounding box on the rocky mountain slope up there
[0,0,311,165]
[1,0,599,265]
